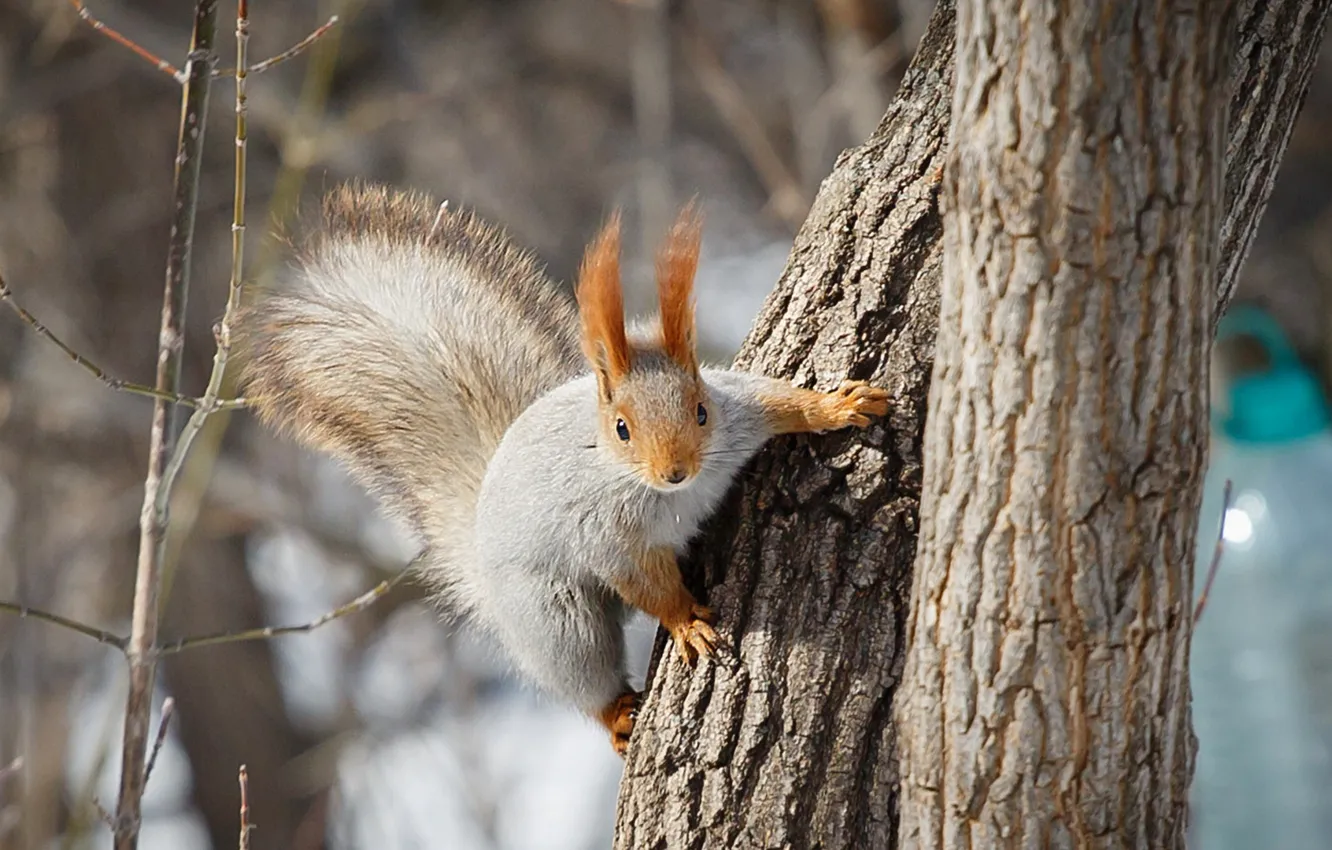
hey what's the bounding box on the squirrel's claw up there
[670,604,720,666]
[827,380,890,428]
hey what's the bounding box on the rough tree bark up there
[613,1,1332,848]
[896,1,1231,847]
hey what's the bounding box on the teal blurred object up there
[1213,306,1330,443]
[1189,305,1332,849]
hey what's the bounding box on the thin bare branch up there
[1193,478,1234,625]
[0,601,127,650]
[215,15,340,77]
[156,0,351,613]
[0,272,247,411]
[142,698,175,786]
[94,798,117,828]
[2,557,416,657]
[157,565,416,656]
[238,764,253,850]
[156,0,250,519]
[114,1,219,846]
[68,0,185,82]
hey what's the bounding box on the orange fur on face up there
[640,434,703,487]
[577,212,631,396]
[603,372,711,489]
[657,380,707,484]
[655,203,702,374]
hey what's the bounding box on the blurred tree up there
[614,2,1332,849]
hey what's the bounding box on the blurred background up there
[0,2,1330,848]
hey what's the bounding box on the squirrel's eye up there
[696,403,708,427]
[615,418,631,442]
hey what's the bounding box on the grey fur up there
[474,369,789,713]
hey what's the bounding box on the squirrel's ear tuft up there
[656,201,702,374]
[577,211,631,398]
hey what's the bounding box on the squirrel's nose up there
[665,468,687,485]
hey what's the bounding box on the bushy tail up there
[236,182,583,608]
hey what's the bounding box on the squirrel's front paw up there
[823,380,890,429]
[599,691,641,757]
[666,604,719,666]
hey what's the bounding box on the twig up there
[238,764,253,850]
[157,0,353,608]
[68,1,185,83]
[0,272,247,411]
[1193,478,1234,625]
[113,2,219,847]
[155,0,249,522]
[94,797,117,828]
[142,698,175,786]
[0,601,127,650]
[157,565,416,656]
[77,706,124,837]
[215,15,340,77]
[2,556,415,657]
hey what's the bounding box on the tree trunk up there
[613,1,1332,848]
[896,1,1232,847]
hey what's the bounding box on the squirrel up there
[236,182,890,755]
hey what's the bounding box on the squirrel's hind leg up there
[598,691,641,756]
[487,579,634,755]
